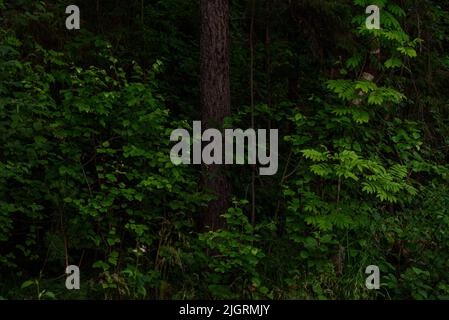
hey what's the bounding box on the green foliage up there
[199,200,273,299]
[0,6,206,298]
[1,0,449,301]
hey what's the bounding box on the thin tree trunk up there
[200,0,231,231]
[250,0,256,227]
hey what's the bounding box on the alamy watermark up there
[366,5,381,30]
[170,121,278,176]
[64,4,380,31]
[65,265,80,290]
[65,5,80,30]
[365,265,380,290]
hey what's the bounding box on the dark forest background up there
[1,0,449,299]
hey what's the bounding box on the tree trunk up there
[200,0,231,231]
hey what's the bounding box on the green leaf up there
[385,57,402,69]
[21,280,34,289]
[397,47,417,58]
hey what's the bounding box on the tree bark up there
[200,0,231,231]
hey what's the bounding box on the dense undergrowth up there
[1,0,449,299]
